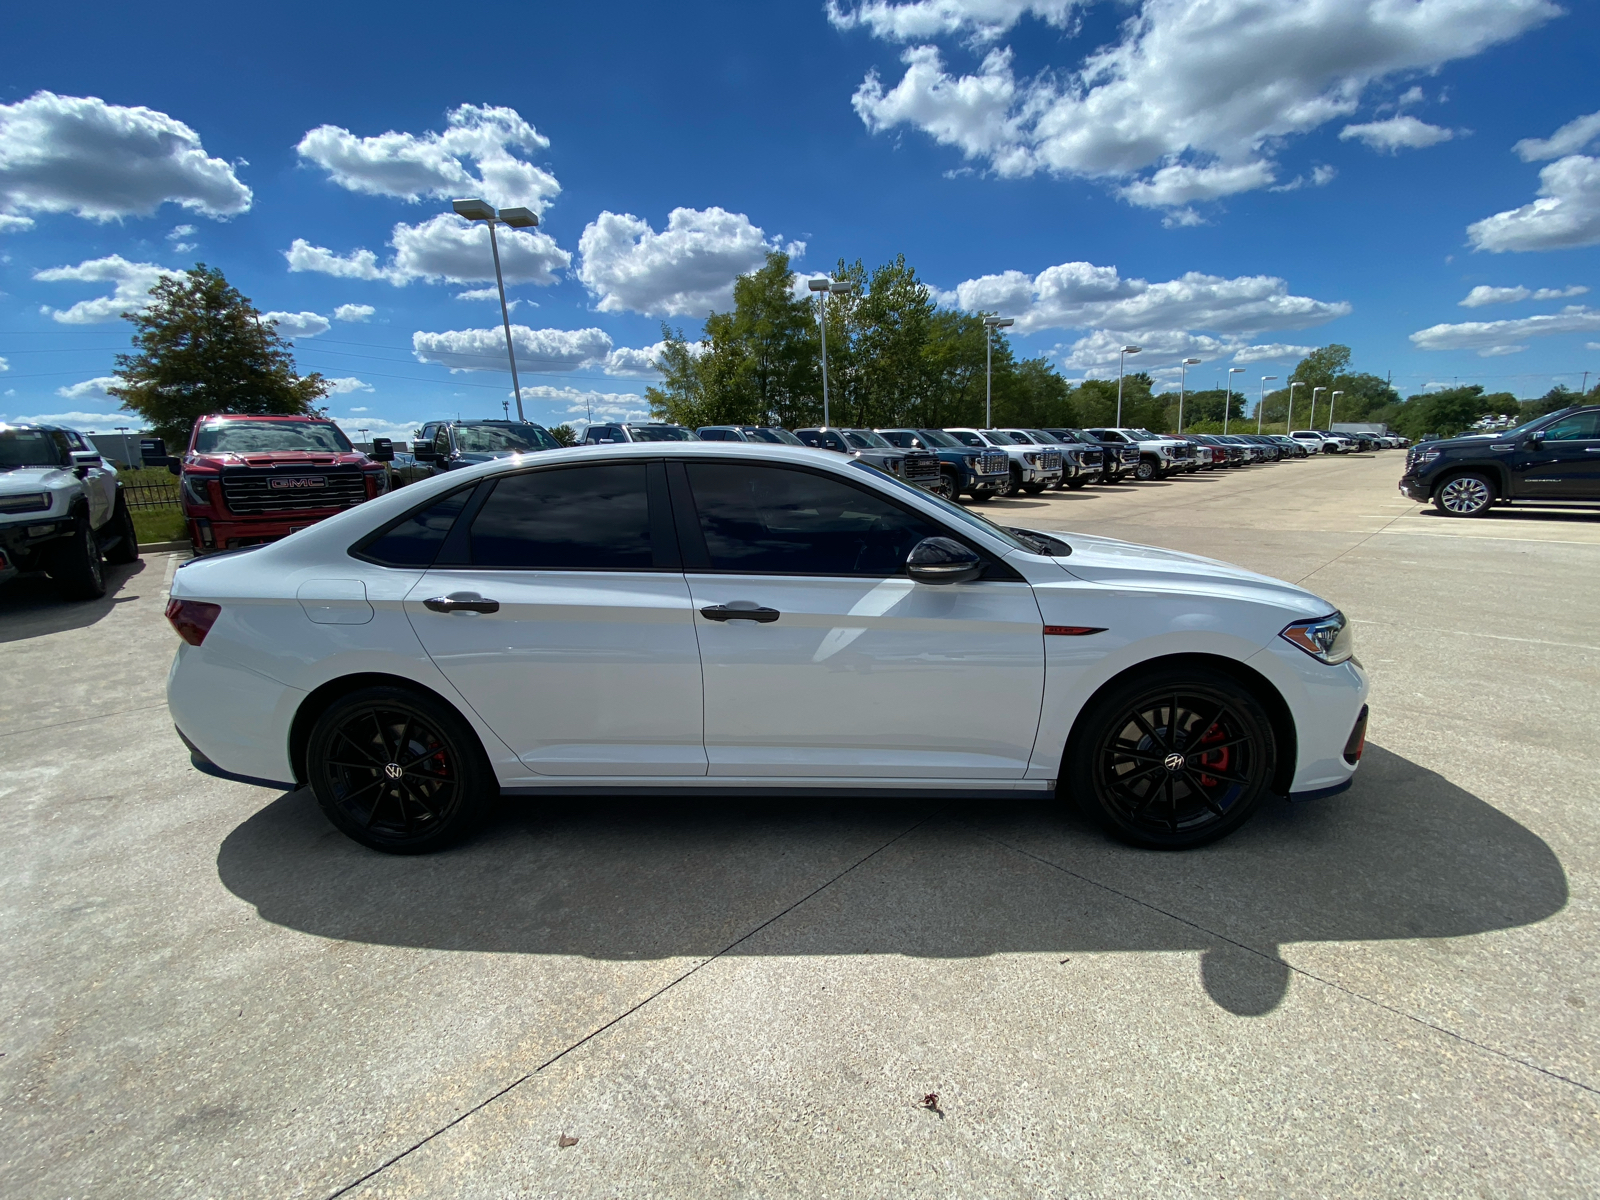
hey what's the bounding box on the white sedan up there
[165,442,1369,853]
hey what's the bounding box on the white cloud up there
[1467,155,1600,252]
[1410,305,1600,353]
[602,342,669,377]
[1514,110,1600,162]
[166,222,196,252]
[0,357,7,372]
[262,310,330,338]
[1120,161,1277,208]
[948,259,1348,337]
[1055,328,1235,372]
[331,417,419,445]
[296,103,559,212]
[285,215,569,287]
[33,255,182,323]
[0,214,34,232]
[2,409,137,430]
[521,384,654,427]
[324,376,373,394]
[0,91,251,222]
[826,1,1079,43]
[411,324,614,373]
[1459,284,1588,307]
[1476,344,1526,356]
[577,207,777,316]
[347,406,369,413]
[845,0,1557,209]
[1339,115,1457,153]
[334,303,374,322]
[55,375,124,400]
[1231,343,1315,364]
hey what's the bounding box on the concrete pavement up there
[2,450,1596,1198]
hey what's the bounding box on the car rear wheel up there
[1066,668,1277,850]
[307,686,495,854]
[48,513,106,600]
[104,489,140,565]
[1433,472,1494,517]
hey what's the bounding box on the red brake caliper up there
[1195,722,1230,787]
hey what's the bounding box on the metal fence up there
[124,482,181,511]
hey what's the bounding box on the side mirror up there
[412,444,438,462]
[369,437,394,462]
[906,537,982,585]
[1527,432,1544,447]
[71,450,102,468]
[167,457,183,476]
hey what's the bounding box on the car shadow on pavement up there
[0,559,148,644]
[217,743,1565,1016]
[1417,506,1600,522]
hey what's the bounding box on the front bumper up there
[1398,475,1429,501]
[0,515,74,556]
[185,513,339,553]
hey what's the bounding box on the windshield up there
[1025,430,1059,444]
[194,420,352,454]
[453,423,558,452]
[628,425,695,442]
[845,430,893,449]
[848,460,1034,554]
[915,429,962,448]
[1130,429,1159,439]
[0,429,67,469]
[744,427,804,445]
[946,430,985,447]
[982,430,1019,445]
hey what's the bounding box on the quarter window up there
[358,488,472,567]
[684,462,944,576]
[470,464,653,569]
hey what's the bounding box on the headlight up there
[1024,452,1039,464]
[180,475,213,506]
[1280,612,1353,665]
[1416,449,1441,466]
[964,453,979,465]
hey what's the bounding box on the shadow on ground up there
[218,744,1565,1015]
[0,560,148,643]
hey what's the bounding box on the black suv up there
[1399,405,1600,516]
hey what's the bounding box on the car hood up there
[454,450,529,465]
[0,466,75,492]
[1055,531,1331,615]
[190,451,372,469]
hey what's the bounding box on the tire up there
[1065,667,1277,850]
[306,685,496,854]
[1066,476,1088,490]
[1022,481,1046,494]
[1433,472,1495,518]
[47,512,106,600]
[1134,457,1157,482]
[937,471,960,500]
[1008,465,1025,495]
[966,490,992,503]
[103,489,140,565]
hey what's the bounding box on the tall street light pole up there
[453,198,539,422]
[809,277,856,428]
[1286,380,1304,430]
[1177,357,1201,433]
[1257,377,1278,432]
[1330,390,1344,429]
[1310,386,1327,429]
[1224,367,1245,433]
[1116,345,1142,426]
[983,316,1015,427]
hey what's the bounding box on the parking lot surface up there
[3,452,1597,1198]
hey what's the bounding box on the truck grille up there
[1171,444,1193,461]
[903,454,942,486]
[977,452,1008,476]
[1076,449,1103,468]
[220,470,368,514]
[1039,449,1062,472]
[1121,447,1139,464]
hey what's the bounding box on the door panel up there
[407,570,706,775]
[1516,412,1600,497]
[688,574,1044,777]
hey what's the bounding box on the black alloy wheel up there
[1067,669,1277,849]
[937,471,960,500]
[1433,472,1494,518]
[307,686,494,854]
[48,513,106,600]
[104,489,140,565]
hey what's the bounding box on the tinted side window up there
[947,430,983,447]
[684,463,943,576]
[359,488,471,567]
[470,464,653,569]
[1542,413,1600,440]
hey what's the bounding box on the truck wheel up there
[48,513,106,601]
[307,685,496,854]
[938,470,960,499]
[1066,476,1088,490]
[966,489,991,503]
[1433,472,1494,517]
[1065,667,1276,850]
[103,490,141,565]
[1134,458,1157,481]
[1022,481,1046,494]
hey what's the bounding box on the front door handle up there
[423,592,499,614]
[700,603,781,623]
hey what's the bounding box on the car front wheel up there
[1066,668,1277,850]
[1066,476,1088,489]
[307,686,495,854]
[1433,472,1494,517]
[1134,458,1157,481]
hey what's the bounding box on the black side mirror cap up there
[412,445,437,461]
[906,536,982,584]
[369,437,394,462]
[167,457,183,476]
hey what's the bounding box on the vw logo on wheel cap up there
[384,762,404,780]
[1164,752,1186,773]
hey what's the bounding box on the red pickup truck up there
[171,414,391,553]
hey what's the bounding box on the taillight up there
[166,598,221,646]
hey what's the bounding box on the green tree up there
[110,264,328,448]
[547,423,578,446]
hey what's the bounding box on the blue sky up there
[2,0,1599,442]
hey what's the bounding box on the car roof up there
[199,413,334,423]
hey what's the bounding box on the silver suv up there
[0,423,139,599]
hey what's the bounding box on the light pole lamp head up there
[1313,386,1326,395]
[1182,358,1201,366]
[807,277,831,292]
[1122,344,1141,354]
[496,207,539,228]
[984,316,1014,329]
[1261,376,1278,383]
[452,198,497,222]
[829,280,856,295]
[1331,390,1344,398]
[1228,367,1245,375]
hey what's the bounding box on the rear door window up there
[469,463,657,570]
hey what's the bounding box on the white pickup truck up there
[942,428,1064,494]
[0,424,139,599]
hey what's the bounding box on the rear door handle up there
[423,593,499,614]
[700,603,781,623]
[1585,447,1600,452]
